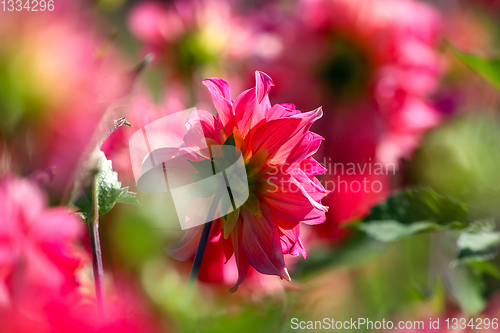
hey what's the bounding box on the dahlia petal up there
[233,88,258,137]
[263,172,327,224]
[301,157,328,176]
[209,219,221,243]
[260,93,272,115]
[222,237,234,263]
[251,117,301,160]
[286,132,321,171]
[222,209,239,239]
[184,110,222,153]
[278,223,301,256]
[278,222,300,243]
[288,173,328,211]
[290,168,329,202]
[280,103,297,111]
[280,235,296,255]
[167,226,202,261]
[251,107,323,164]
[229,221,250,293]
[290,238,307,259]
[232,128,248,155]
[305,133,324,157]
[202,78,234,128]
[255,71,274,104]
[240,204,290,280]
[266,104,300,121]
[197,110,224,143]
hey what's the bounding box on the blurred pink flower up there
[0,283,163,333]
[170,71,328,292]
[128,0,254,78]
[0,175,162,333]
[0,9,130,200]
[0,175,83,308]
[242,0,443,241]
[251,0,443,165]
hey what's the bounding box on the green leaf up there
[357,221,445,242]
[456,220,500,262]
[223,133,235,146]
[75,151,139,220]
[450,44,500,90]
[449,264,486,315]
[357,187,469,242]
[188,159,215,179]
[116,188,140,205]
[467,261,500,279]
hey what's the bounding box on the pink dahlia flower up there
[170,71,328,292]
[0,282,163,333]
[0,175,83,308]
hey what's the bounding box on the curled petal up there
[290,238,307,259]
[286,132,324,171]
[202,78,234,128]
[266,104,300,121]
[233,88,258,138]
[222,237,234,264]
[240,203,290,281]
[290,168,329,202]
[209,219,221,243]
[301,157,328,176]
[255,71,274,104]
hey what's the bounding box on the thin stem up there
[186,187,224,291]
[187,221,213,286]
[88,176,106,312]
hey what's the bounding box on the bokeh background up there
[1,0,500,332]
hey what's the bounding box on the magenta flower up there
[128,0,254,76]
[0,282,163,333]
[170,71,328,291]
[0,175,82,308]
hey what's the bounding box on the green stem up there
[88,176,106,312]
